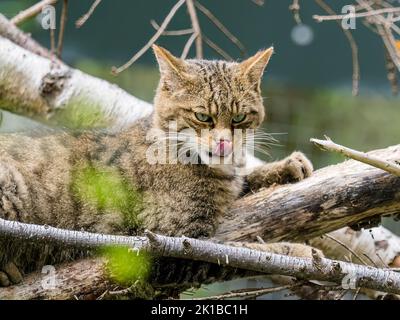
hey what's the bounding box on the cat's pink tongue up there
[214,140,233,157]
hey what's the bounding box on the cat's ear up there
[238,47,274,81]
[152,45,188,79]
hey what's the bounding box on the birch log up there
[0,35,153,128]
[1,220,400,299]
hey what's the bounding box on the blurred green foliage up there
[72,164,143,231]
[100,246,151,285]
[50,99,110,130]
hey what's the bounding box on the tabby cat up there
[0,45,315,288]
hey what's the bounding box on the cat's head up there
[152,45,273,167]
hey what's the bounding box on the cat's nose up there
[214,139,233,157]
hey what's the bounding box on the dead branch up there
[112,0,186,74]
[76,0,102,28]
[185,0,203,59]
[150,20,193,36]
[10,0,58,25]
[216,144,400,242]
[1,220,400,299]
[311,137,400,177]
[192,283,300,300]
[314,0,360,96]
[313,7,400,22]
[57,0,68,58]
[194,1,246,56]
[203,35,233,60]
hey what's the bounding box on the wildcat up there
[0,45,314,288]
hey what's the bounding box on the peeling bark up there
[1,221,400,300]
[217,145,400,242]
[0,35,153,128]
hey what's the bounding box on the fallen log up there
[217,144,400,242]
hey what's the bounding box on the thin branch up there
[150,20,193,36]
[313,7,400,22]
[194,1,247,56]
[192,283,300,300]
[322,234,369,265]
[310,137,400,177]
[56,0,68,58]
[384,48,399,95]
[203,35,233,60]
[50,28,56,54]
[1,219,400,295]
[75,0,102,28]
[356,0,400,71]
[181,33,197,59]
[314,0,360,96]
[289,0,302,24]
[185,0,203,59]
[353,287,362,300]
[112,0,186,74]
[10,0,58,25]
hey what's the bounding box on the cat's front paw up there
[281,151,313,183]
[0,262,23,287]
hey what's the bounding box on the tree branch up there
[311,137,400,177]
[0,35,152,128]
[1,220,400,299]
[216,144,400,243]
[11,0,58,26]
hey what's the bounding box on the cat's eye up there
[195,112,212,122]
[232,114,246,123]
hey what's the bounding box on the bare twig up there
[203,35,233,60]
[356,0,400,71]
[50,28,56,54]
[353,287,362,300]
[112,0,186,74]
[313,7,400,22]
[150,20,193,36]
[185,0,203,59]
[2,218,400,295]
[181,33,197,59]
[384,48,399,95]
[323,234,369,265]
[192,283,300,300]
[314,0,360,96]
[75,0,102,28]
[195,1,247,56]
[57,0,68,58]
[11,0,58,25]
[310,137,400,177]
[289,0,302,24]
